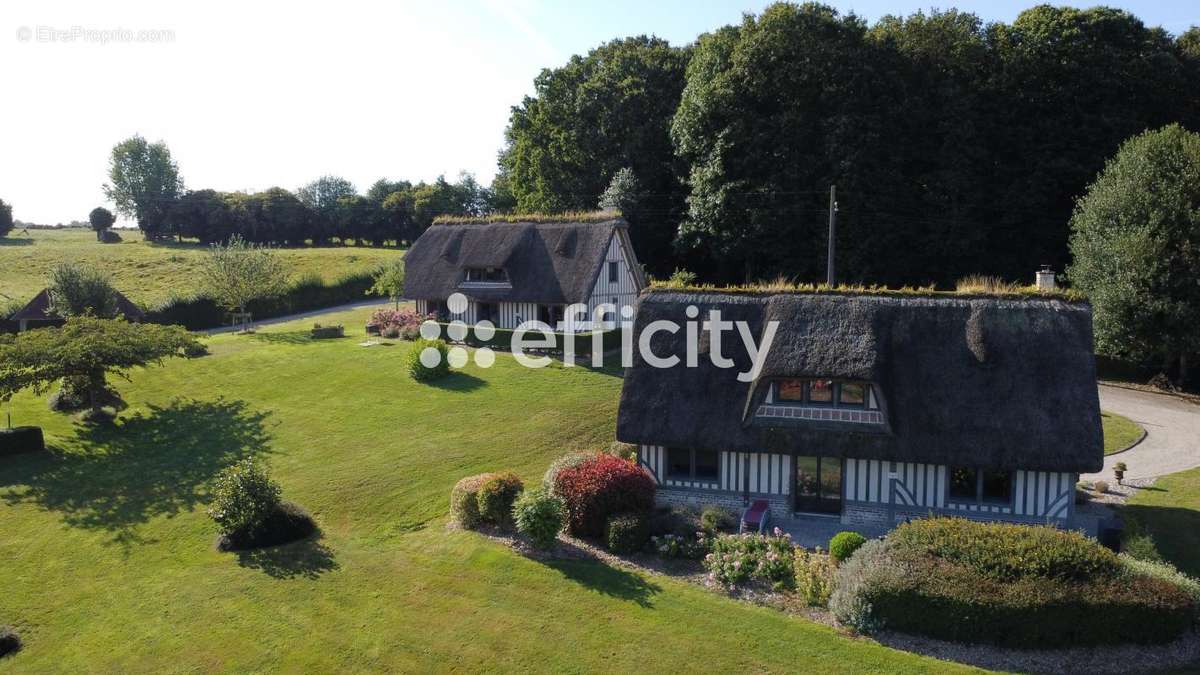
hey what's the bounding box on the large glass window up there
[666,448,692,479]
[464,268,508,282]
[950,467,978,500]
[982,470,1013,503]
[695,449,719,481]
[666,448,720,483]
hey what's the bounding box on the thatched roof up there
[616,290,1103,473]
[403,217,634,304]
[7,289,145,322]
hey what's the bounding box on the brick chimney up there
[1035,265,1057,291]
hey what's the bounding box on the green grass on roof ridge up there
[647,280,1087,302]
[432,210,620,225]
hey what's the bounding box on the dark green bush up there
[0,626,19,658]
[217,501,317,551]
[477,471,524,526]
[829,531,867,563]
[0,426,44,456]
[450,474,490,529]
[407,339,449,381]
[889,517,1120,581]
[183,341,210,358]
[605,512,649,554]
[512,487,565,549]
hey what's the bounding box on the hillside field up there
[0,229,403,310]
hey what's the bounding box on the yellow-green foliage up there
[433,210,619,225]
[794,547,836,606]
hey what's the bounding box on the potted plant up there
[1113,462,1127,483]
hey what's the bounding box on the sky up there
[1,0,1194,226]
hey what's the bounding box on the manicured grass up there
[1123,467,1200,577]
[1101,410,1143,455]
[0,228,402,309]
[0,309,964,672]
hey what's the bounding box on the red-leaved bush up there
[554,454,655,538]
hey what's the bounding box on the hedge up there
[144,270,375,330]
[0,426,45,456]
[437,322,623,357]
[832,518,1197,647]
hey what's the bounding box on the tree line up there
[498,3,1200,284]
[102,135,506,247]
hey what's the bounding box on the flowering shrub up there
[477,471,524,526]
[208,458,281,537]
[369,308,431,339]
[794,547,836,606]
[704,529,796,589]
[651,533,708,560]
[512,487,565,549]
[450,473,491,529]
[554,454,655,538]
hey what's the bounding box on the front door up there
[794,456,842,514]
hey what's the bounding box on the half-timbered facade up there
[404,215,645,331]
[616,289,1103,532]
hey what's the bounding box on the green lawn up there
[1101,411,1143,455]
[0,228,403,309]
[1123,467,1200,577]
[0,308,966,672]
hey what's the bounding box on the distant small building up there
[7,288,145,331]
[403,215,646,331]
[616,288,1104,532]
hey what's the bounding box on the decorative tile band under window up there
[756,405,884,425]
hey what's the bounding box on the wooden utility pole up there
[826,184,837,287]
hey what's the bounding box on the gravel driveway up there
[1081,384,1200,482]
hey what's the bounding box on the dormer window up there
[772,378,873,409]
[463,268,508,283]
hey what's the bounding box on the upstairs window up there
[463,267,508,283]
[808,379,834,404]
[773,379,871,408]
[777,379,806,402]
[608,261,619,283]
[838,383,866,407]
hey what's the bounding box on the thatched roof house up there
[403,215,645,330]
[7,288,145,331]
[616,287,1103,531]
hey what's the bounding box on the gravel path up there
[1082,384,1200,482]
[203,299,394,335]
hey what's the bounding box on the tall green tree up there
[103,135,183,241]
[88,206,116,241]
[0,198,15,238]
[1068,125,1200,386]
[297,176,356,244]
[499,36,691,275]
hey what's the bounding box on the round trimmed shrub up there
[0,426,44,457]
[605,512,649,554]
[183,341,210,358]
[829,538,897,632]
[450,474,490,529]
[512,487,565,549]
[542,452,592,495]
[407,338,449,381]
[208,458,281,539]
[829,531,867,563]
[554,454,655,538]
[477,471,524,526]
[0,626,20,658]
